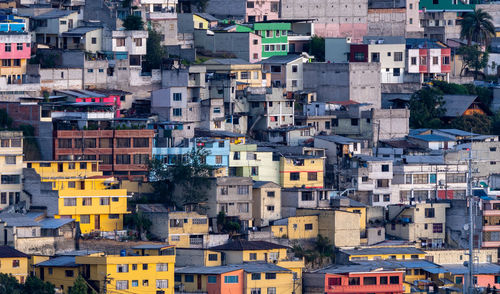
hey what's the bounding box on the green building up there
[235,22,291,59]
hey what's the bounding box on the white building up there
[363,36,406,84]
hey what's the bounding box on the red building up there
[54,89,125,117]
[349,44,369,62]
[53,119,154,181]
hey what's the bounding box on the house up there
[259,54,309,91]
[175,248,224,267]
[441,263,500,291]
[28,160,130,234]
[140,0,178,46]
[336,247,426,263]
[194,30,262,63]
[193,13,219,29]
[175,263,297,294]
[271,215,319,240]
[281,188,331,217]
[245,87,294,131]
[360,36,406,84]
[106,30,148,67]
[53,89,123,117]
[0,131,23,210]
[441,94,491,121]
[0,246,29,283]
[386,202,451,248]
[406,38,451,83]
[0,26,31,85]
[32,10,79,48]
[481,198,500,249]
[408,134,457,150]
[203,59,269,89]
[252,181,282,227]
[234,22,291,59]
[206,0,279,22]
[136,204,210,248]
[262,125,316,146]
[229,144,279,183]
[36,244,176,294]
[392,155,468,202]
[153,138,230,177]
[52,118,155,181]
[60,26,102,52]
[279,155,324,189]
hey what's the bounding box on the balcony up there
[483,225,500,232]
[326,284,403,293]
[147,10,177,20]
[483,210,500,216]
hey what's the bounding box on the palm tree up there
[460,8,495,46]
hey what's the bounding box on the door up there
[58,163,63,172]
[197,275,202,290]
[95,215,100,230]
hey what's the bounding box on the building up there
[229,144,279,183]
[175,262,297,294]
[281,189,332,217]
[271,215,319,240]
[303,62,381,108]
[252,181,282,227]
[406,38,451,83]
[259,54,309,91]
[204,59,269,89]
[206,0,279,22]
[481,198,500,249]
[0,131,23,210]
[36,244,176,294]
[106,30,148,67]
[336,247,426,263]
[279,155,324,189]
[52,119,155,181]
[60,26,102,52]
[28,160,130,234]
[234,22,291,59]
[386,202,451,248]
[137,204,210,248]
[54,89,123,117]
[360,36,406,84]
[441,263,500,291]
[32,10,79,48]
[0,28,31,85]
[245,87,295,132]
[0,246,29,283]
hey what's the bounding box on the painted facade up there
[0,131,23,210]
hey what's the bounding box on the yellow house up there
[0,246,29,283]
[79,244,176,294]
[175,248,223,267]
[165,211,209,247]
[35,255,82,293]
[279,156,324,188]
[331,197,367,237]
[193,14,209,30]
[0,131,23,210]
[271,215,319,240]
[203,59,271,89]
[27,160,130,234]
[175,263,296,294]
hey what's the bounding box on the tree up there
[460,8,495,46]
[0,273,22,294]
[309,36,325,62]
[68,275,88,294]
[125,211,152,240]
[123,15,144,30]
[149,146,215,207]
[458,45,489,78]
[23,276,55,294]
[409,87,446,128]
[216,211,241,234]
[142,29,166,73]
[450,113,492,134]
[0,108,13,129]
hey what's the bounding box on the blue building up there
[153,138,230,176]
[0,15,26,32]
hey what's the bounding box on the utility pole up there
[465,146,474,294]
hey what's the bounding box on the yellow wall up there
[0,59,28,79]
[244,271,295,294]
[279,157,324,188]
[76,254,176,294]
[349,252,426,261]
[193,14,209,29]
[167,211,209,248]
[29,161,130,233]
[204,250,222,267]
[271,216,319,240]
[0,133,23,210]
[0,257,29,283]
[342,207,366,235]
[36,266,78,293]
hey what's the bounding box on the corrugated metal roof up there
[441,263,500,275]
[36,256,77,267]
[210,240,289,251]
[0,246,29,258]
[131,244,174,250]
[176,263,290,274]
[409,134,455,142]
[39,218,74,229]
[442,95,478,117]
[341,247,424,256]
[314,135,360,144]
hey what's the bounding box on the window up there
[116,154,130,164]
[394,68,401,76]
[249,253,257,260]
[455,276,463,284]
[156,263,168,271]
[267,206,275,211]
[354,52,365,61]
[80,215,90,224]
[11,139,21,147]
[99,138,113,148]
[383,194,390,202]
[5,43,11,52]
[377,179,389,188]
[238,203,249,213]
[267,288,276,294]
[433,223,443,233]
[173,108,182,116]
[12,260,19,268]
[134,38,142,46]
[265,273,276,280]
[215,155,223,164]
[495,276,500,284]
[82,198,92,206]
[425,208,435,218]
[446,173,466,183]
[99,155,113,164]
[64,198,76,206]
[251,288,261,294]
[208,254,218,261]
[266,191,275,198]
[68,181,76,188]
[5,156,16,164]
[431,56,439,65]
[117,264,129,273]
[224,276,238,283]
[290,172,300,181]
[13,59,20,67]
[84,138,96,148]
[64,270,73,277]
[117,138,130,148]
[193,218,207,224]
[173,92,182,101]
[301,191,313,201]
[170,219,183,228]
[134,138,149,148]
[371,52,380,62]
[133,154,149,164]
[1,175,20,184]
[305,223,313,230]
[208,276,217,283]
[420,56,427,65]
[381,164,389,172]
[394,52,403,61]
[413,174,428,184]
[238,185,249,194]
[116,280,128,290]
[240,72,249,79]
[247,1,254,7]
[87,69,94,73]
[442,56,450,65]
[390,276,399,284]
[348,277,360,285]
[364,277,377,285]
[373,194,380,202]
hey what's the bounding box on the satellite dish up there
[463,223,469,231]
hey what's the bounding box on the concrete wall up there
[206,0,245,19]
[15,236,75,256]
[367,8,405,36]
[425,248,497,265]
[39,68,83,90]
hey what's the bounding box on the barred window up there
[117,138,131,148]
[237,185,249,194]
[64,198,76,206]
[82,198,92,206]
[116,154,130,164]
[192,218,207,224]
[156,263,168,272]
[84,138,96,148]
[156,279,168,289]
[446,173,466,183]
[80,215,90,224]
[1,175,20,184]
[133,138,149,148]
[133,154,149,164]
[116,280,128,290]
[413,174,428,184]
[58,139,72,148]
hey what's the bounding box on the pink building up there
[54,89,123,117]
[0,32,31,84]
[246,0,279,22]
